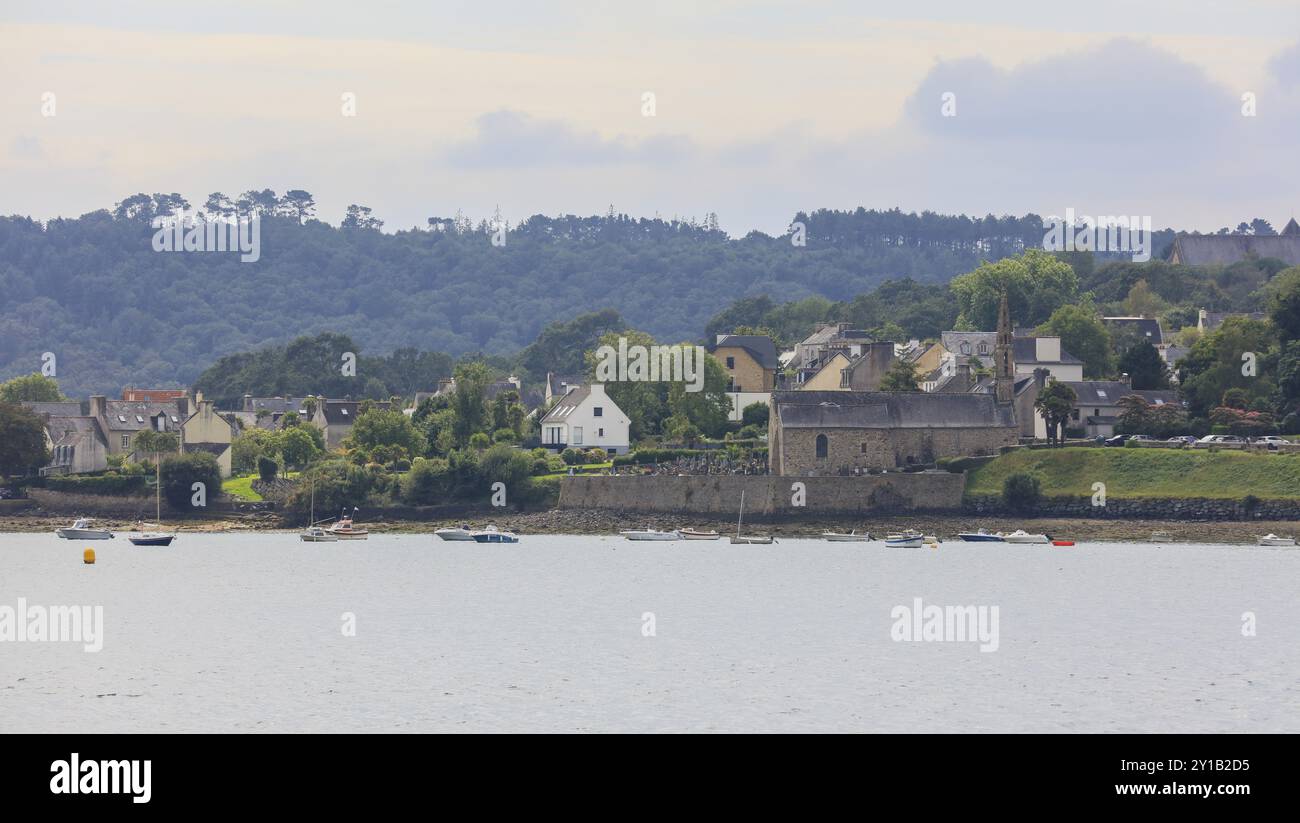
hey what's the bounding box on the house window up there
[815,434,828,459]
[598,428,604,437]
[573,426,583,445]
[960,342,971,355]
[121,434,131,449]
[1072,410,1080,421]
[593,407,602,417]
[1094,408,1100,416]
[977,343,988,355]
[726,357,735,369]
[1096,390,1108,399]
[860,443,867,453]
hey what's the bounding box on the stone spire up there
[995,290,1015,404]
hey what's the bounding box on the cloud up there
[1269,41,1300,85]
[444,110,695,169]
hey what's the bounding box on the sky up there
[1,0,1298,235]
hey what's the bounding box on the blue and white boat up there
[957,529,1004,542]
[471,525,519,544]
[885,530,924,548]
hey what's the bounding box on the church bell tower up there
[995,290,1015,404]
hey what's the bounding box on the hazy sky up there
[2,0,1298,234]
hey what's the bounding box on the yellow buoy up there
[83,548,95,564]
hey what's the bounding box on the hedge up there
[44,473,149,496]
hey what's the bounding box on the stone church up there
[769,294,1022,475]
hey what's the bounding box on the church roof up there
[773,390,1016,429]
[1169,233,1300,266]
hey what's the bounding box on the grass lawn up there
[223,474,264,501]
[542,461,613,477]
[965,447,1300,500]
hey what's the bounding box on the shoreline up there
[4,509,1295,544]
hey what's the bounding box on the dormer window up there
[960,342,972,355]
[1096,390,1108,399]
[977,343,988,355]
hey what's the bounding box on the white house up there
[538,383,630,454]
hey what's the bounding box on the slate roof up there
[1103,316,1164,345]
[101,400,185,432]
[547,373,584,397]
[1169,234,1300,266]
[710,335,780,370]
[22,401,83,417]
[540,385,592,422]
[773,390,1016,429]
[243,396,309,415]
[1012,337,1083,364]
[44,415,108,447]
[1063,381,1180,407]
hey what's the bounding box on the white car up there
[1255,436,1291,445]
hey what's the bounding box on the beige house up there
[180,393,237,477]
[88,393,235,477]
[799,351,853,390]
[708,334,778,392]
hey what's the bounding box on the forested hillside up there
[0,193,1182,396]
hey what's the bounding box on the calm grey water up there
[1,532,1296,733]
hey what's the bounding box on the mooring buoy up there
[83,548,95,565]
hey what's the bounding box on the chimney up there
[1034,367,1049,391]
[90,395,106,419]
[243,393,253,412]
[1120,373,1131,387]
[589,383,606,397]
[175,395,190,417]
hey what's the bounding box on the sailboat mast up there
[737,489,744,538]
[155,459,161,523]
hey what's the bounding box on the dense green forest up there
[0,190,1195,397]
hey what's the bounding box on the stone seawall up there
[964,494,1300,521]
[558,473,967,517]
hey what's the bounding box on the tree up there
[450,361,493,446]
[741,402,769,427]
[878,358,920,392]
[1036,303,1113,378]
[1002,472,1042,514]
[1116,395,1152,434]
[666,351,732,438]
[1117,342,1169,389]
[132,429,179,459]
[278,190,316,222]
[1034,380,1077,444]
[0,373,65,403]
[1177,317,1277,418]
[345,408,426,459]
[0,401,48,477]
[1268,266,1300,344]
[159,452,222,509]
[341,204,383,230]
[1122,279,1166,318]
[276,426,321,469]
[950,249,1080,331]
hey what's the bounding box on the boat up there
[957,529,1004,542]
[730,489,775,544]
[1150,530,1173,543]
[1258,534,1296,546]
[619,528,680,541]
[1052,539,1075,547]
[821,530,870,542]
[884,530,924,548]
[922,534,942,547]
[300,474,339,542]
[471,525,519,544]
[327,507,370,540]
[679,528,721,540]
[56,518,114,540]
[434,525,476,541]
[1002,529,1050,544]
[128,461,176,546]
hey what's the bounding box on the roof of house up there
[1200,310,1267,330]
[547,373,585,397]
[318,400,360,425]
[1063,381,1180,407]
[100,400,186,432]
[183,442,230,456]
[970,375,1037,397]
[22,401,83,417]
[244,396,309,415]
[773,390,1016,429]
[710,335,780,370]
[540,385,593,422]
[43,415,108,447]
[1012,337,1083,365]
[1162,345,1191,365]
[1169,233,1300,266]
[1103,316,1164,345]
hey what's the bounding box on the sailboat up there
[730,489,775,544]
[128,460,176,546]
[300,474,339,542]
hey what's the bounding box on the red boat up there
[1051,539,1075,546]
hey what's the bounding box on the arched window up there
[960,342,972,355]
[815,434,828,459]
[977,343,988,355]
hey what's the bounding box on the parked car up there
[1254,436,1290,445]
[1128,435,1158,442]
[1166,436,1198,444]
[1104,434,1132,446]
[1198,434,1245,444]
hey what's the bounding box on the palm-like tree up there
[1034,380,1077,445]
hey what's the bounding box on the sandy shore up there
[4,509,1294,544]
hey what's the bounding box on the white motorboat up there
[1258,533,1296,546]
[821,530,870,542]
[471,525,519,544]
[1002,529,1050,544]
[56,518,114,540]
[679,528,721,540]
[619,527,680,541]
[435,525,476,541]
[884,530,924,548]
[327,507,369,539]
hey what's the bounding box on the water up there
[1,533,1296,733]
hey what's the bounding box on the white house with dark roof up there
[1063,381,1182,437]
[538,384,629,454]
[310,399,390,449]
